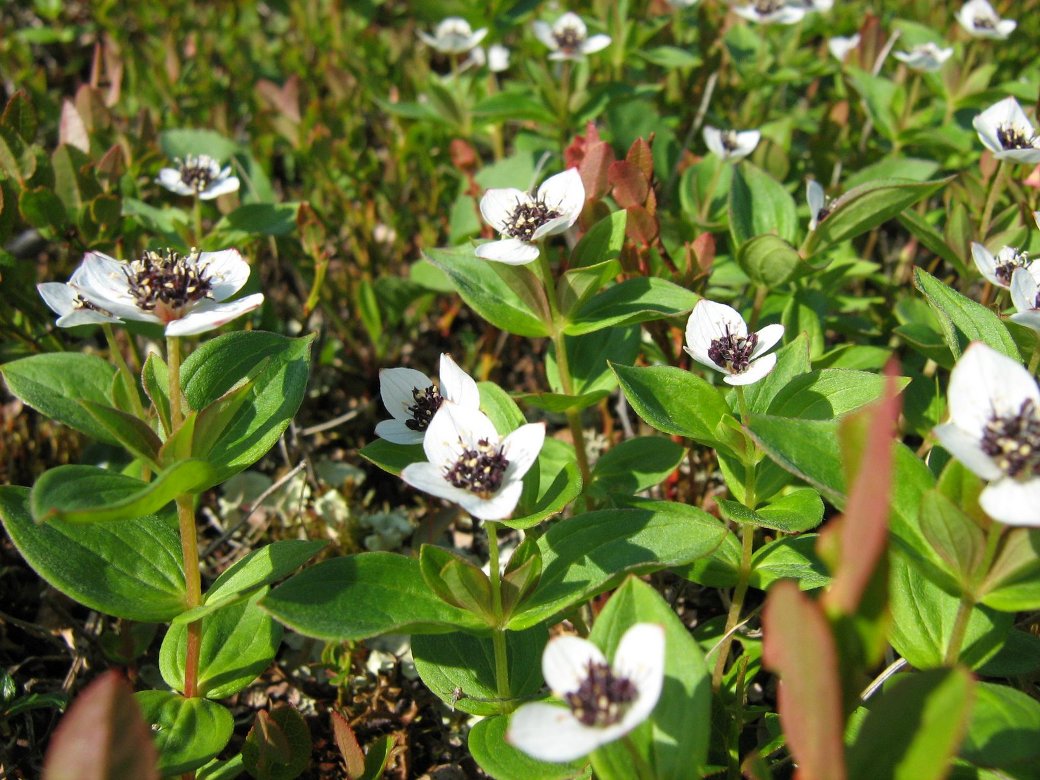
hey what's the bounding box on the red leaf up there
[691,232,715,274]
[59,99,89,154]
[625,136,654,181]
[762,582,847,780]
[42,671,159,780]
[563,121,603,169]
[331,710,366,779]
[626,205,659,246]
[608,160,649,208]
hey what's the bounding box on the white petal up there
[972,243,1001,286]
[733,130,761,158]
[479,187,527,233]
[751,323,785,357]
[55,309,121,327]
[532,21,558,50]
[164,293,264,336]
[417,30,439,47]
[555,13,587,38]
[37,282,77,316]
[537,168,585,225]
[980,478,1040,526]
[531,213,577,241]
[994,148,1040,165]
[1010,267,1040,313]
[724,353,777,385]
[543,636,607,695]
[703,126,724,158]
[422,404,499,466]
[1009,310,1040,333]
[457,479,524,520]
[199,248,250,300]
[995,19,1016,37]
[827,34,860,61]
[157,168,193,196]
[613,624,666,731]
[946,343,1040,438]
[501,423,546,483]
[474,238,541,265]
[379,367,433,421]
[807,180,825,230]
[199,175,240,200]
[507,703,606,763]
[401,462,471,505]
[439,354,480,409]
[580,34,612,54]
[933,423,1003,481]
[685,299,747,365]
[469,28,489,48]
[374,418,424,445]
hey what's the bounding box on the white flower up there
[971,242,1031,288]
[804,0,833,13]
[418,17,487,55]
[956,0,1016,39]
[806,180,833,232]
[533,13,612,61]
[732,0,807,25]
[400,404,544,521]
[828,34,860,61]
[476,168,585,265]
[507,624,665,763]
[703,126,760,162]
[157,154,240,200]
[465,43,511,73]
[1010,266,1040,333]
[973,97,1040,164]
[38,262,123,328]
[685,300,785,385]
[71,248,264,337]
[934,343,1040,526]
[893,42,953,72]
[375,353,480,445]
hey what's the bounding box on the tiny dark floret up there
[505,199,562,242]
[564,661,638,728]
[996,123,1037,151]
[177,155,218,192]
[444,438,510,497]
[708,326,759,373]
[553,24,584,52]
[124,249,213,315]
[405,385,443,432]
[994,249,1030,285]
[981,398,1040,478]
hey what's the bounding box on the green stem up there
[621,735,655,780]
[167,336,202,701]
[558,60,573,151]
[536,251,592,487]
[698,158,724,222]
[979,162,1007,239]
[486,520,511,705]
[192,196,202,248]
[944,521,1004,665]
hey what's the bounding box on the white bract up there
[703,126,760,162]
[971,242,1031,289]
[71,248,264,337]
[893,42,953,72]
[418,17,487,54]
[464,43,511,73]
[732,0,807,25]
[806,180,832,231]
[533,12,611,61]
[828,34,860,61]
[507,624,665,763]
[686,300,785,385]
[956,0,1016,39]
[400,404,544,521]
[38,262,123,328]
[157,154,239,200]
[476,168,585,265]
[375,353,480,445]
[973,98,1040,164]
[1010,266,1040,333]
[934,343,1040,526]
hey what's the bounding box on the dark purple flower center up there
[505,199,562,242]
[996,123,1037,151]
[177,155,219,192]
[405,385,443,432]
[445,439,509,498]
[994,249,1030,285]
[708,327,759,374]
[981,399,1040,479]
[564,661,638,728]
[553,24,584,52]
[754,0,784,14]
[124,249,212,314]
[973,13,996,29]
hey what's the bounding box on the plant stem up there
[558,60,573,151]
[485,520,511,706]
[167,336,203,700]
[621,735,655,780]
[192,196,202,248]
[944,521,1004,665]
[536,251,593,486]
[698,158,724,222]
[979,162,1006,239]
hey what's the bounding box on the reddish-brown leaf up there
[609,160,649,208]
[331,710,366,779]
[579,141,615,201]
[625,205,659,246]
[691,232,716,274]
[59,100,89,154]
[625,136,654,181]
[42,671,159,780]
[762,581,847,780]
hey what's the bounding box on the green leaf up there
[914,268,1019,361]
[514,390,610,413]
[469,715,589,780]
[612,363,732,450]
[19,186,67,230]
[768,369,907,420]
[213,203,299,239]
[51,143,98,213]
[30,462,216,524]
[419,544,494,621]
[888,550,1011,670]
[588,578,711,780]
[736,234,801,287]
[847,669,974,780]
[135,692,233,776]
[959,682,1040,774]
[425,245,550,338]
[412,626,548,715]
[173,539,327,624]
[80,400,162,468]
[977,528,1040,611]
[509,501,727,630]
[0,486,185,621]
[749,535,829,590]
[918,490,986,591]
[1,353,119,444]
[509,455,582,531]
[728,161,798,247]
[570,210,627,267]
[159,128,239,162]
[589,437,685,499]
[718,488,824,533]
[743,334,811,415]
[358,439,424,477]
[241,705,311,780]
[565,278,698,336]
[547,326,641,397]
[479,381,526,434]
[161,589,282,699]
[261,552,486,641]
